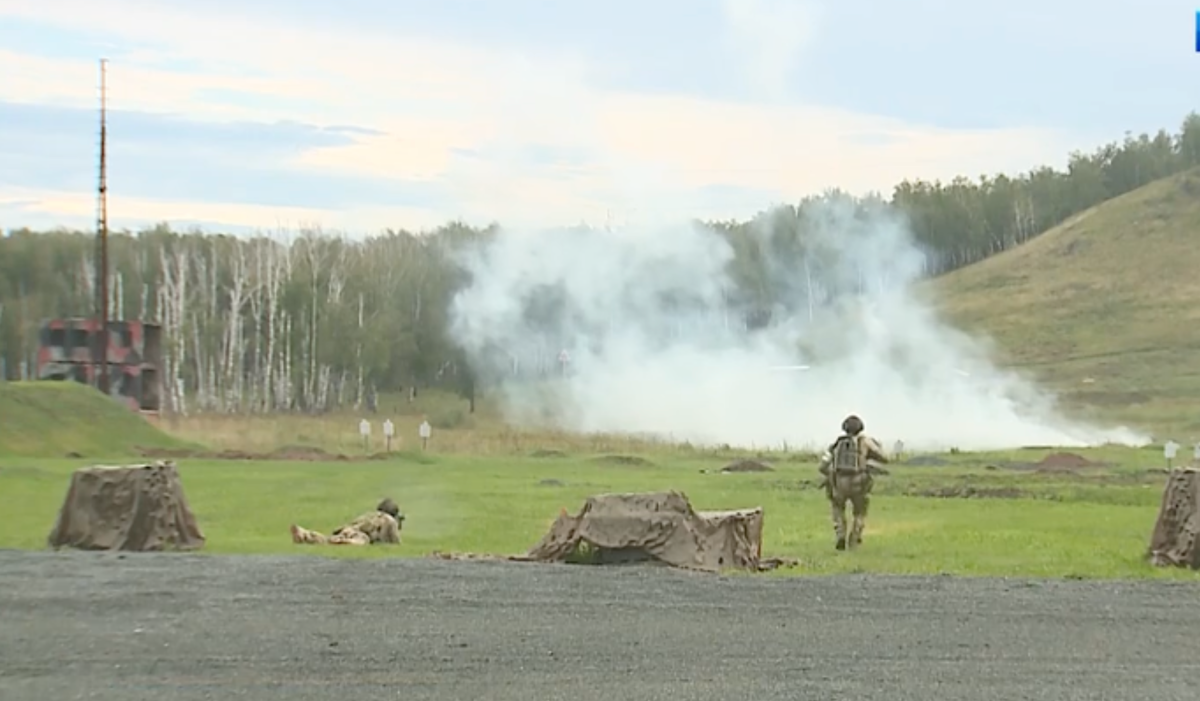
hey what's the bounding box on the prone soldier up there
[290,497,405,546]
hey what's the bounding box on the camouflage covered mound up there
[47,461,205,552]
[1148,467,1200,569]
[523,491,765,572]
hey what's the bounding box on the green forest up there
[3,111,1200,414]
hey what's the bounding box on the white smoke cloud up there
[445,194,1148,452]
[437,0,1146,454]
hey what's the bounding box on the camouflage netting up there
[47,461,206,552]
[522,490,765,572]
[1148,467,1200,569]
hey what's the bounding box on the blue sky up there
[0,0,1195,235]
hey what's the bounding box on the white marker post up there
[359,418,371,453]
[418,418,432,451]
[1193,442,1200,464]
[383,419,395,452]
[1164,440,1179,470]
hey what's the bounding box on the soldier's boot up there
[847,494,869,548]
[831,503,847,551]
[849,516,865,548]
[290,524,327,545]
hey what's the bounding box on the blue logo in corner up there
[1196,11,1200,51]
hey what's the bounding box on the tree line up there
[2,111,1199,414]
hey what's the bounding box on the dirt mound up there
[273,445,343,460]
[909,486,1026,499]
[904,455,949,466]
[987,452,1108,473]
[135,447,195,459]
[719,459,775,473]
[136,445,383,462]
[531,449,568,458]
[590,454,653,467]
[1035,452,1104,472]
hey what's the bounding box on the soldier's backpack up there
[830,434,862,474]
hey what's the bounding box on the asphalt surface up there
[1,551,1198,701]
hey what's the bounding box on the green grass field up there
[1,440,1195,580]
[0,381,199,458]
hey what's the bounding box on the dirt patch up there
[135,447,197,459]
[1035,452,1103,472]
[590,454,653,467]
[719,459,774,473]
[274,445,348,461]
[531,449,568,458]
[903,455,949,466]
[538,479,566,487]
[988,452,1109,474]
[136,445,390,462]
[909,486,1027,499]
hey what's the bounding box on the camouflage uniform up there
[290,498,405,546]
[817,415,889,551]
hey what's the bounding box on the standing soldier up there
[817,414,890,551]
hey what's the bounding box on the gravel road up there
[1,550,1197,701]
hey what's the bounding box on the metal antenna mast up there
[97,58,110,396]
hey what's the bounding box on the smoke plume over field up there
[446,198,1147,451]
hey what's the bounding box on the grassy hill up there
[0,381,198,458]
[928,167,1200,441]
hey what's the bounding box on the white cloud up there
[0,186,447,235]
[0,0,1089,233]
[719,0,822,101]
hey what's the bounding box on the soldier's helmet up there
[841,414,864,436]
[377,497,401,519]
